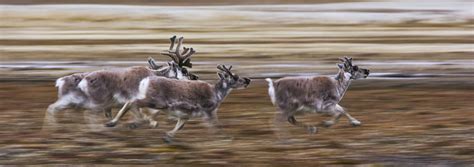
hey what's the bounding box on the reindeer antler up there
[168,35,176,50]
[161,36,195,68]
[344,56,353,66]
[339,56,353,67]
[217,64,236,78]
[147,57,163,70]
[162,36,179,63]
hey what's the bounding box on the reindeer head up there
[337,56,370,80]
[217,65,251,89]
[148,36,199,80]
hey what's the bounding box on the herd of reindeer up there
[46,35,370,140]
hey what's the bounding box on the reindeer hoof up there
[308,126,318,134]
[150,121,159,128]
[47,105,57,114]
[350,120,361,127]
[163,134,174,143]
[163,137,173,143]
[322,120,334,127]
[104,112,112,119]
[127,123,139,129]
[104,121,117,127]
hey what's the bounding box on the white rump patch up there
[78,79,88,94]
[55,77,65,88]
[265,78,276,105]
[138,77,150,99]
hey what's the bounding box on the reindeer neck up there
[214,80,232,102]
[334,69,352,102]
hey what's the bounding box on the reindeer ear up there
[337,63,344,69]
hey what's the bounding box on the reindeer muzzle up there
[364,69,370,78]
[244,77,251,86]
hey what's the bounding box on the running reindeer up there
[266,57,369,133]
[105,65,251,139]
[46,36,198,124]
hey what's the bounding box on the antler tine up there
[163,36,196,68]
[148,57,154,68]
[148,57,163,70]
[181,47,190,57]
[182,48,195,62]
[217,64,225,71]
[226,65,235,78]
[174,37,184,57]
[339,57,346,62]
[182,58,192,68]
[217,64,228,73]
[344,56,353,66]
[169,35,177,51]
[148,57,153,64]
[344,56,351,61]
[217,64,234,77]
[160,35,180,64]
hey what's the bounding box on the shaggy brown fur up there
[105,65,251,140]
[266,57,370,134]
[274,76,338,111]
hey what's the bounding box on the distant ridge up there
[0,0,364,5]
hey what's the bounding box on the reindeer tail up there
[137,77,151,100]
[265,78,276,105]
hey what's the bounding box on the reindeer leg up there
[167,118,187,137]
[82,109,108,132]
[47,99,70,114]
[43,100,71,130]
[205,109,218,126]
[272,111,293,139]
[126,106,157,129]
[125,107,146,129]
[321,104,342,127]
[287,116,318,134]
[146,109,160,128]
[204,109,222,135]
[105,101,132,127]
[322,112,342,127]
[163,118,187,143]
[335,104,361,126]
[104,107,112,119]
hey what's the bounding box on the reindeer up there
[46,36,198,124]
[266,57,369,134]
[104,65,251,139]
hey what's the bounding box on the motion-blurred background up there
[1,0,473,165]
